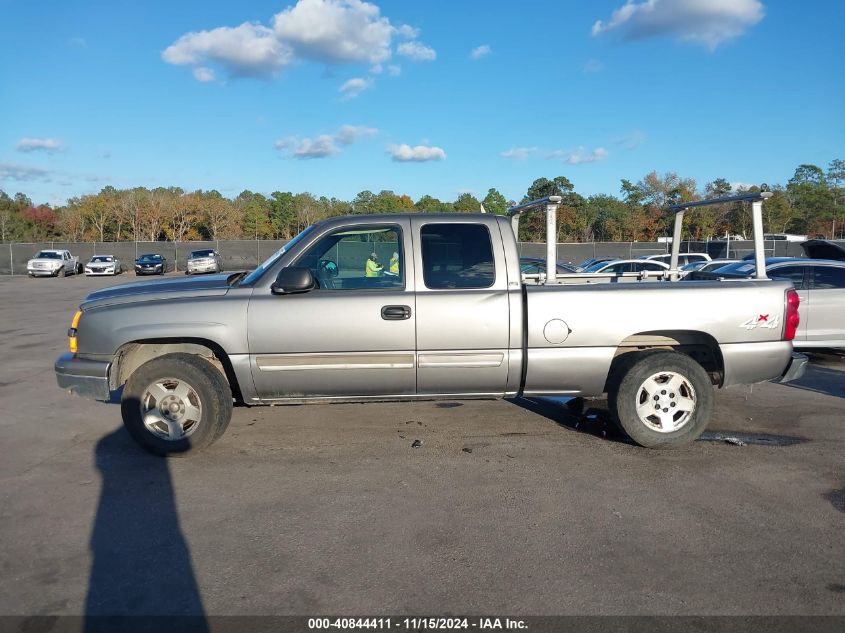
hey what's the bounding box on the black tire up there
[121,353,232,456]
[608,351,713,448]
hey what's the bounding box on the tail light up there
[783,289,800,341]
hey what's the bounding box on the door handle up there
[381,305,412,320]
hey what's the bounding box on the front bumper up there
[28,267,60,276]
[86,268,115,275]
[777,352,808,384]
[55,352,111,401]
[135,266,163,274]
[187,263,218,273]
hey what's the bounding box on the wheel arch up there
[110,338,244,403]
[609,330,724,388]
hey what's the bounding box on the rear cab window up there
[420,224,495,289]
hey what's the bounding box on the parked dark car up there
[519,257,577,275]
[134,253,166,276]
[575,256,616,271]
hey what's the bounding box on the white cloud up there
[0,162,107,185]
[16,138,63,153]
[0,163,52,181]
[273,0,394,64]
[397,41,436,62]
[548,146,608,165]
[162,22,291,77]
[470,44,491,60]
[335,124,378,144]
[730,181,755,192]
[614,129,646,150]
[396,24,420,39]
[387,64,401,76]
[193,66,216,82]
[583,58,605,73]
[592,0,765,50]
[500,147,537,160]
[275,123,378,159]
[338,76,373,99]
[387,144,446,162]
[163,1,432,81]
[293,135,340,159]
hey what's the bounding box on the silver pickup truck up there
[55,193,807,455]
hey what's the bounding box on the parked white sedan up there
[84,255,122,276]
[583,259,670,274]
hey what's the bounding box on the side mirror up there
[271,267,315,295]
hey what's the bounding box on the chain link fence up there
[0,238,835,275]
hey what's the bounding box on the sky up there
[0,0,843,206]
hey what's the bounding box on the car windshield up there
[241,225,317,285]
[681,261,706,271]
[138,254,162,262]
[36,251,61,259]
[190,249,214,258]
[91,256,113,263]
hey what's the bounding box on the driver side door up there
[247,220,416,400]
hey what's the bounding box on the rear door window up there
[770,266,807,289]
[811,266,845,289]
[420,224,495,289]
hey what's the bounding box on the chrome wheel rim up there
[635,371,696,433]
[140,377,202,441]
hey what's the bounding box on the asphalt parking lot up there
[0,272,843,618]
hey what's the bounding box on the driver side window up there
[295,225,404,291]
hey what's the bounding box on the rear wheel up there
[121,353,232,456]
[608,351,713,448]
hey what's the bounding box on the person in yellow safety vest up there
[389,252,400,276]
[365,252,383,277]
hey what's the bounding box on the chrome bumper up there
[778,352,808,384]
[55,353,111,401]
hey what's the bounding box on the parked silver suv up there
[708,258,845,348]
[186,249,222,275]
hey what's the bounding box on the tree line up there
[1,160,842,244]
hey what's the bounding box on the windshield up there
[138,254,163,262]
[35,251,61,259]
[91,256,113,263]
[190,249,215,258]
[241,225,317,285]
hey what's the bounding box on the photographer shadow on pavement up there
[85,414,209,633]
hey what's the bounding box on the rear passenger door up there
[412,220,511,395]
[807,265,845,344]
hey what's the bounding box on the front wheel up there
[121,353,232,456]
[608,351,713,448]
